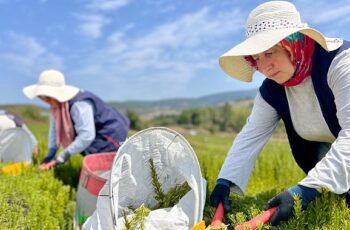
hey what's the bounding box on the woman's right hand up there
[210,179,232,212]
[41,148,57,164]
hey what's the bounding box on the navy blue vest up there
[260,40,350,174]
[69,91,130,155]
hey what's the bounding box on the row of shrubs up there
[1,117,350,229]
[0,167,75,229]
[0,120,82,230]
[2,136,350,229]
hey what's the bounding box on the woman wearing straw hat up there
[210,1,350,226]
[0,110,38,155]
[23,69,130,166]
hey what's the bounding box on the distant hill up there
[109,89,257,118]
[0,89,258,120]
[0,104,49,124]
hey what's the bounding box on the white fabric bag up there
[0,127,32,163]
[83,127,206,230]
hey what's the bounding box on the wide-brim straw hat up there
[23,69,79,103]
[219,1,343,82]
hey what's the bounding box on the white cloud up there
[292,1,350,38]
[143,0,176,14]
[76,13,111,39]
[313,6,350,24]
[132,7,241,49]
[0,32,63,77]
[293,1,349,23]
[70,5,245,100]
[75,0,131,39]
[86,0,132,11]
[111,6,243,72]
[298,2,350,25]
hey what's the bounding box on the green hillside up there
[109,89,257,117]
[0,104,48,124]
[0,89,257,121]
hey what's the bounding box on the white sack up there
[83,127,206,230]
[0,127,32,163]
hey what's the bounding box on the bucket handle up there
[80,169,90,188]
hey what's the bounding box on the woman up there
[23,69,130,166]
[210,1,350,225]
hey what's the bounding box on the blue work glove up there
[41,148,57,164]
[55,150,71,166]
[266,184,321,225]
[210,178,232,212]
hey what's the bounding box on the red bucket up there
[75,152,116,226]
[79,152,116,196]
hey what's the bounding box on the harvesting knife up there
[192,202,277,230]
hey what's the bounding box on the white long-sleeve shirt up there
[218,47,350,196]
[48,100,96,157]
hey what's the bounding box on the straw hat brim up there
[23,84,79,102]
[219,27,343,82]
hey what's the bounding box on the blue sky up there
[1,0,350,104]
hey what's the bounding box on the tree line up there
[2,103,285,135]
[126,102,286,134]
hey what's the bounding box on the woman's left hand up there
[55,151,71,164]
[265,184,321,225]
[265,190,294,225]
